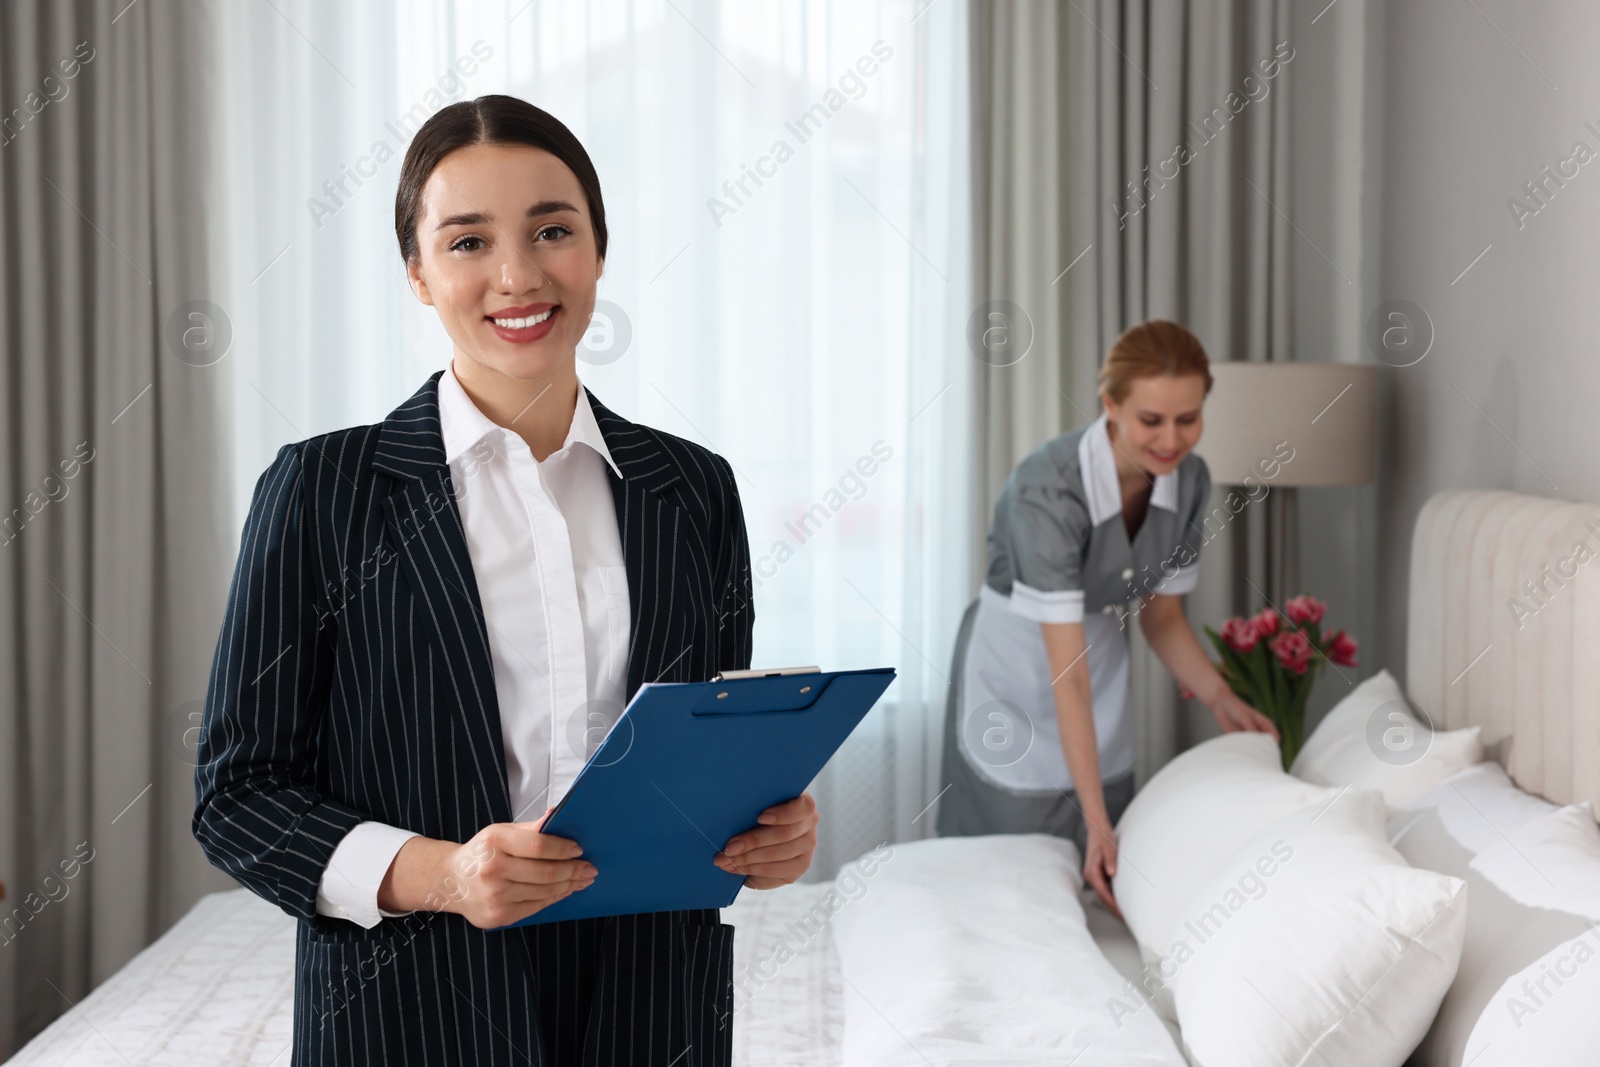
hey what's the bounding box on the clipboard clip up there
[709,665,821,682]
[699,666,830,714]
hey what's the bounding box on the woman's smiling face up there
[405,142,602,380]
[1102,372,1208,477]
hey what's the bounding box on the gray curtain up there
[0,0,232,1052]
[968,0,1294,784]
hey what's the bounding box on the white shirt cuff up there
[315,821,421,928]
[1007,582,1085,624]
[1151,562,1199,596]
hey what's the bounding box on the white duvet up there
[829,833,1188,1066]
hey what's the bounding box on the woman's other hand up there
[1082,815,1122,918]
[1207,688,1280,740]
[715,791,819,889]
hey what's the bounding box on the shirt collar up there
[437,361,622,478]
[1077,412,1179,527]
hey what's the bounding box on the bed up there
[5,843,1173,1066]
[12,488,1600,1066]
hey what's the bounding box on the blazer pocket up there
[300,920,441,1042]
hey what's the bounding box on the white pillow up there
[1456,803,1600,1066]
[828,834,1189,1065]
[1112,732,1338,962]
[1388,760,1556,857]
[1291,669,1483,811]
[1388,764,1573,1067]
[1469,801,1600,914]
[1166,788,1468,1067]
[1382,758,1555,851]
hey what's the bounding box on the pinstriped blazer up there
[193,369,755,1066]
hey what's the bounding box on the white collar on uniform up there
[1077,412,1179,527]
[437,360,622,478]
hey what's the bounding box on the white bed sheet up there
[8,884,842,1067]
[1082,890,1186,1057]
[12,871,1172,1066]
[10,890,298,1066]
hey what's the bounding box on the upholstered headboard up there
[1407,490,1600,810]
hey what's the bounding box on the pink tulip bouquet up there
[1203,594,1359,770]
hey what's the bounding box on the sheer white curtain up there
[209,0,974,879]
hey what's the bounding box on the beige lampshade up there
[1192,362,1378,487]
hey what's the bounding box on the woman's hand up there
[1207,688,1280,740]
[714,791,819,889]
[1135,596,1280,742]
[444,819,598,928]
[1082,815,1122,918]
[379,809,598,929]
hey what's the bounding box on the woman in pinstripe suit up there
[194,95,818,1066]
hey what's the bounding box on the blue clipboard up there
[503,665,896,927]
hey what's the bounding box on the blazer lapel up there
[585,390,697,701]
[371,371,513,825]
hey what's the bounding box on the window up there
[212,0,974,871]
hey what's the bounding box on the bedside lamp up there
[1191,362,1378,606]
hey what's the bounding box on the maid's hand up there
[1209,689,1280,740]
[714,791,819,889]
[1083,815,1122,919]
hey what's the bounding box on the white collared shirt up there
[314,362,631,927]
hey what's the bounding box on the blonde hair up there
[1097,319,1214,404]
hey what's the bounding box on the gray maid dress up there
[936,412,1212,862]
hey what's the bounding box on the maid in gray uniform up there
[937,320,1278,915]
